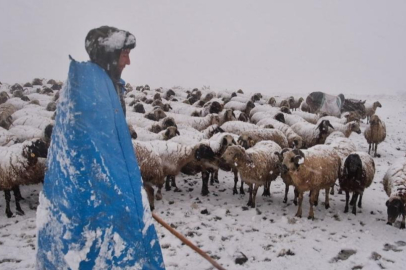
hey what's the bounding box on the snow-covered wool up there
[365,101,382,123]
[0,127,17,146]
[0,139,48,217]
[339,152,375,215]
[326,121,361,138]
[364,114,386,157]
[169,102,202,116]
[290,120,335,148]
[324,133,357,161]
[132,140,165,211]
[317,111,355,125]
[292,110,319,124]
[237,129,289,149]
[11,105,54,121]
[383,157,406,229]
[280,145,341,219]
[256,118,303,148]
[166,113,219,131]
[26,93,53,107]
[10,115,54,131]
[139,140,196,192]
[291,97,304,111]
[224,100,255,115]
[221,141,281,207]
[220,121,260,135]
[7,125,52,143]
[0,103,17,129]
[249,104,289,119]
[135,126,179,142]
[127,112,157,128]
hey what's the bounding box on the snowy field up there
[1,92,406,270]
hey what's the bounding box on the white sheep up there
[10,115,54,131]
[256,118,303,148]
[223,100,255,115]
[326,121,361,138]
[365,101,382,124]
[221,141,281,207]
[220,121,260,135]
[134,126,180,142]
[166,113,220,131]
[383,156,406,229]
[292,110,319,124]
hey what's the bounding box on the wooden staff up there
[152,212,227,270]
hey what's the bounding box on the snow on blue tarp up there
[36,59,165,270]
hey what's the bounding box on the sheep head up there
[220,135,237,154]
[280,100,290,108]
[160,117,177,129]
[282,149,305,172]
[369,114,381,125]
[373,101,382,108]
[163,126,180,140]
[195,144,216,161]
[280,106,291,114]
[133,103,145,113]
[209,101,222,114]
[274,113,285,123]
[386,197,405,225]
[153,93,162,101]
[127,124,138,140]
[221,145,247,165]
[44,124,54,143]
[341,154,363,182]
[224,109,236,122]
[23,139,48,165]
[268,97,276,106]
[349,121,361,134]
[162,103,172,112]
[238,112,249,122]
[209,114,221,126]
[237,134,255,149]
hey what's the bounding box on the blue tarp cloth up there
[36,59,165,270]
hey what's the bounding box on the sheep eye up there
[30,153,36,158]
[290,157,295,163]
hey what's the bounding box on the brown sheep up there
[364,114,386,157]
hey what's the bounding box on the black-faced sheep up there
[144,108,167,121]
[364,114,386,157]
[0,103,17,129]
[383,157,406,229]
[339,152,375,214]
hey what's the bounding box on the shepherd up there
[36,26,165,269]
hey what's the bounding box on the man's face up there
[118,49,131,73]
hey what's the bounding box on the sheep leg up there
[352,193,359,215]
[251,184,259,208]
[233,174,238,195]
[330,183,335,195]
[247,184,253,207]
[358,193,363,208]
[283,184,289,203]
[239,178,245,195]
[144,184,155,211]
[374,144,379,158]
[368,143,371,155]
[293,188,298,205]
[401,214,405,229]
[344,191,350,213]
[165,176,172,191]
[262,181,271,197]
[155,185,163,201]
[201,170,210,196]
[308,190,318,220]
[214,170,219,183]
[295,192,303,218]
[4,190,13,218]
[13,186,25,201]
[324,187,330,209]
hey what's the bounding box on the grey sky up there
[1,0,405,95]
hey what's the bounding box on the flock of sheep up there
[0,79,405,230]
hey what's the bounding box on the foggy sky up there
[1,0,405,95]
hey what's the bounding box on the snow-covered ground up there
[1,93,406,270]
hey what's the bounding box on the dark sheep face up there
[237,135,253,150]
[195,144,215,161]
[386,198,405,224]
[44,124,54,142]
[209,101,222,114]
[318,120,334,134]
[161,117,177,129]
[274,113,285,123]
[24,139,48,162]
[20,96,30,102]
[133,103,146,114]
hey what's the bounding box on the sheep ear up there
[293,155,303,166]
[274,151,282,162]
[327,121,335,129]
[176,130,180,135]
[385,200,389,207]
